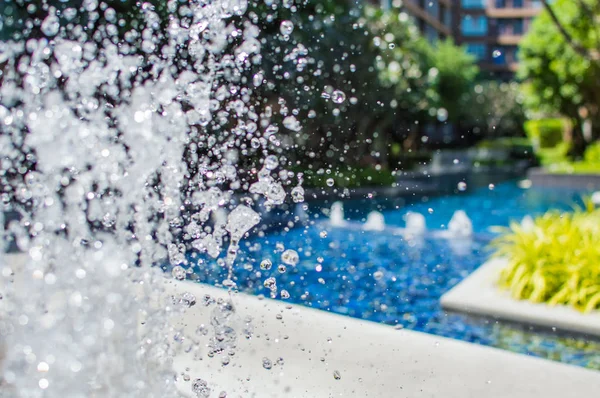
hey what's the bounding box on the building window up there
[492,47,506,64]
[492,45,518,64]
[461,15,488,36]
[444,10,452,26]
[498,19,524,35]
[425,24,438,43]
[466,43,487,60]
[495,0,506,7]
[461,0,485,8]
[440,5,452,27]
[513,0,524,7]
[514,19,523,34]
[531,0,542,8]
[427,0,440,19]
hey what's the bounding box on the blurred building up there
[401,0,454,42]
[389,0,543,78]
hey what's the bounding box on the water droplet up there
[280,290,290,299]
[331,90,346,104]
[260,259,272,270]
[428,208,434,214]
[281,249,299,266]
[333,370,341,380]
[277,265,286,273]
[262,357,273,370]
[264,155,279,170]
[172,265,186,280]
[488,183,495,190]
[41,15,60,37]
[253,73,263,87]
[319,231,327,238]
[457,182,467,191]
[280,20,294,35]
[192,378,211,397]
[283,115,301,131]
[373,271,384,280]
[263,277,276,289]
[493,50,502,58]
[291,186,304,203]
[326,178,335,187]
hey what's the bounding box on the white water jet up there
[0,1,297,396]
[364,211,385,231]
[295,203,310,223]
[404,212,426,235]
[330,201,346,226]
[521,215,535,232]
[447,210,473,237]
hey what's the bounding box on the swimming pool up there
[189,181,600,370]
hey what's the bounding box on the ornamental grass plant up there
[490,198,600,313]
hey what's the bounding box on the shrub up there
[476,137,532,149]
[490,200,600,312]
[584,141,600,164]
[474,138,537,163]
[524,119,565,148]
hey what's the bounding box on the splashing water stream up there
[0,1,303,396]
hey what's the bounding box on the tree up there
[519,0,600,157]
[463,81,527,139]
[425,39,479,126]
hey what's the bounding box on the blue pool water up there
[189,181,600,370]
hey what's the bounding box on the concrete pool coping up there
[168,280,600,397]
[441,258,600,338]
[528,167,600,190]
[3,253,600,397]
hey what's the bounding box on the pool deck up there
[528,167,600,190]
[3,253,600,397]
[441,258,600,338]
[166,278,600,397]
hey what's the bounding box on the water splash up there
[363,211,385,231]
[0,1,301,396]
[447,210,473,237]
[404,212,426,235]
[329,201,346,227]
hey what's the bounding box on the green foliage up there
[518,0,600,156]
[462,81,527,138]
[476,137,532,149]
[584,141,600,164]
[524,119,565,148]
[475,137,539,166]
[537,142,570,165]
[536,141,600,174]
[422,39,479,123]
[491,205,600,312]
[256,2,481,172]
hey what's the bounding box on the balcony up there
[497,33,522,45]
[486,7,541,18]
[479,61,519,72]
[403,2,452,35]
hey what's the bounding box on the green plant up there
[584,141,600,164]
[524,119,565,149]
[490,202,600,312]
[476,137,532,149]
[518,0,600,157]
